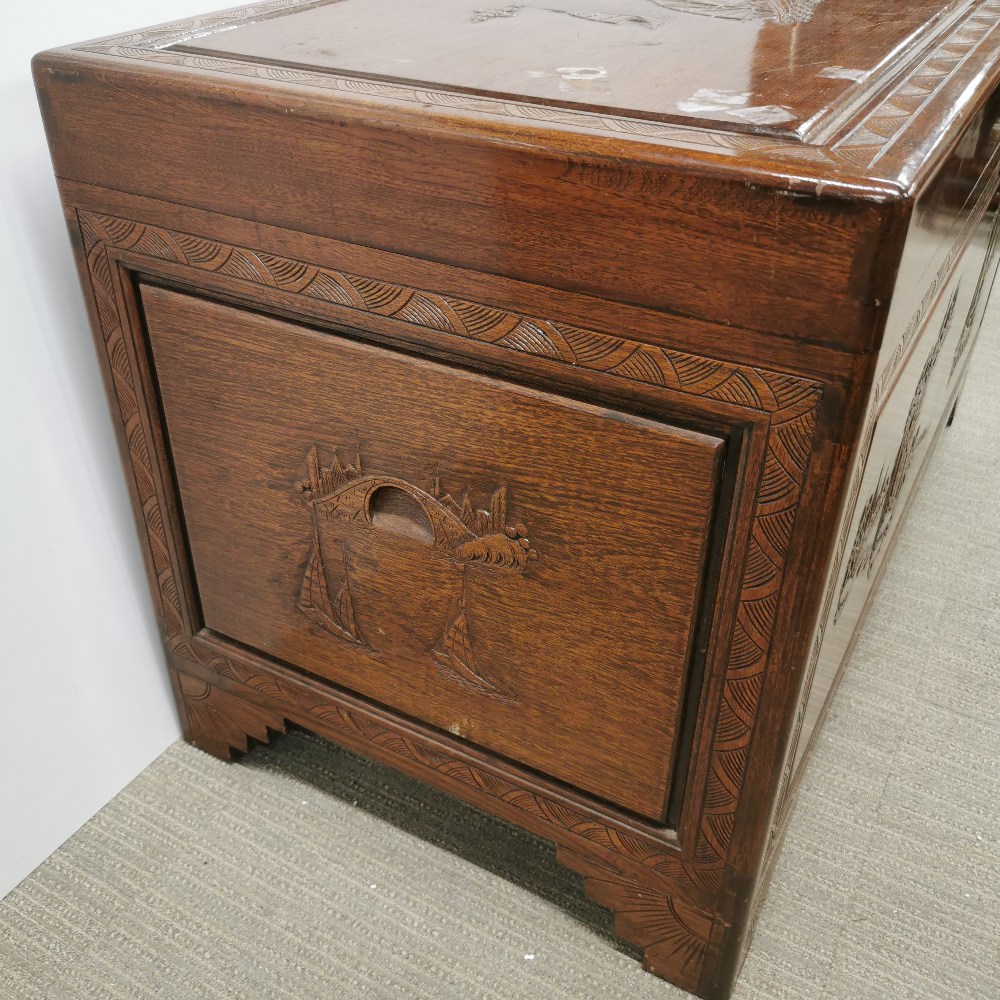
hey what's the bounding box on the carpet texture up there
[2,300,999,1000]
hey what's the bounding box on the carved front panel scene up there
[140,284,725,821]
[298,448,537,699]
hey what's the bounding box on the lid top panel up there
[172,0,967,138]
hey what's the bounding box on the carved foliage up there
[835,284,956,620]
[300,447,536,567]
[79,209,821,980]
[472,0,820,26]
[649,0,821,23]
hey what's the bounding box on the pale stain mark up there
[556,66,608,81]
[677,91,794,124]
[729,105,795,124]
[818,66,869,82]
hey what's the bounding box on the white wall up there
[0,2,208,898]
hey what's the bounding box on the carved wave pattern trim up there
[79,213,188,641]
[833,4,1000,167]
[82,211,814,414]
[79,210,820,903]
[76,0,1000,170]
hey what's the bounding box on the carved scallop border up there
[78,209,821,975]
[832,3,1000,167]
[74,0,1000,170]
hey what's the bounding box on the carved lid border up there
[77,208,822,902]
[72,0,1000,178]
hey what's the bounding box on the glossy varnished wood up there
[32,57,896,348]
[33,1,1000,996]
[174,0,963,137]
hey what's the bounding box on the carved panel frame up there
[78,208,822,994]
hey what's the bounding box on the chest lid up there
[168,0,976,143]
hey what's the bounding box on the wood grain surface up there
[172,0,962,139]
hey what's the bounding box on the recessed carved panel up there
[81,205,821,859]
[835,284,957,621]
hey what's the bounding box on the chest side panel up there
[791,89,1000,783]
[64,180,837,993]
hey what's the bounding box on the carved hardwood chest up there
[34,1,1000,995]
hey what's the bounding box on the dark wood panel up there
[792,96,1000,781]
[34,0,1000,993]
[141,284,725,821]
[61,193,844,998]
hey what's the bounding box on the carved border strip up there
[78,209,821,965]
[832,4,1000,167]
[74,0,1000,171]
[176,650,721,982]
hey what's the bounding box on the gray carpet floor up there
[2,300,999,1000]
